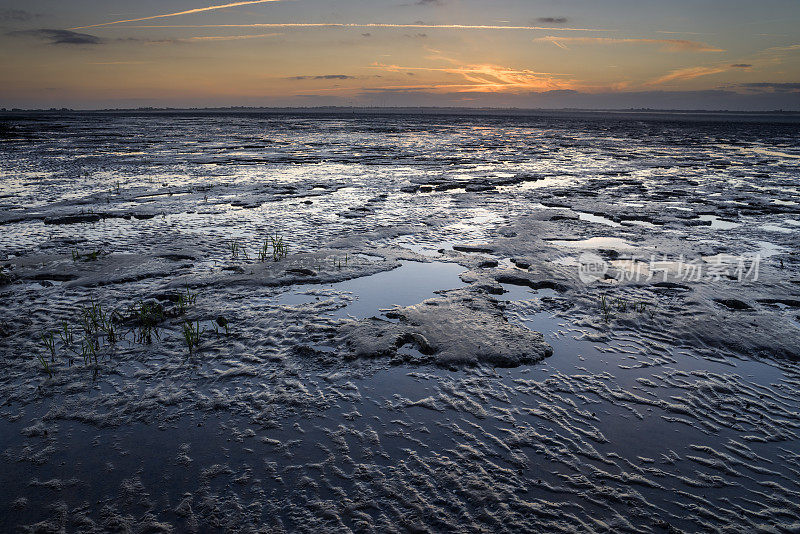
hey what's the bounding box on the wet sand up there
[1,111,799,532]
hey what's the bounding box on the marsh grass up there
[38,332,57,376]
[600,295,612,323]
[600,295,657,323]
[80,338,98,366]
[176,288,197,315]
[36,352,53,377]
[41,332,56,361]
[33,285,216,377]
[257,240,269,262]
[271,233,288,261]
[182,320,203,353]
[127,300,164,344]
[258,233,288,262]
[59,321,73,348]
[230,240,246,260]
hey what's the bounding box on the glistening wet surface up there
[1,111,799,532]
[275,261,466,319]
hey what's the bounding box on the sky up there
[1,0,799,110]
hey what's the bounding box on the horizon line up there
[2,106,799,114]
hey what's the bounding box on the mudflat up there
[1,111,799,532]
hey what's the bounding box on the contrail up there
[175,32,282,41]
[69,0,284,30]
[123,23,615,32]
[534,36,724,52]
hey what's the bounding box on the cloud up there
[10,29,103,45]
[764,43,800,52]
[372,60,577,93]
[535,36,724,52]
[10,28,281,46]
[88,61,149,65]
[125,22,616,33]
[537,17,568,24]
[656,30,707,36]
[646,65,733,85]
[70,0,285,30]
[165,32,281,42]
[353,87,800,111]
[647,62,766,87]
[737,82,800,93]
[291,75,356,80]
[416,0,444,5]
[0,9,40,22]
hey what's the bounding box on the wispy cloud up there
[646,64,738,85]
[290,75,357,80]
[737,82,800,93]
[69,0,285,30]
[9,28,281,46]
[537,17,568,24]
[764,43,800,52]
[124,22,616,32]
[535,36,724,52]
[9,29,103,45]
[371,60,577,93]
[167,32,281,42]
[88,61,149,65]
[0,8,41,22]
[655,30,708,36]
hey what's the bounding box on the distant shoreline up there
[3,106,799,123]
[2,106,799,114]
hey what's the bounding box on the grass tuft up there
[37,352,53,377]
[127,300,164,344]
[230,241,238,260]
[182,320,203,353]
[41,332,56,362]
[176,288,197,315]
[600,295,657,323]
[258,233,288,262]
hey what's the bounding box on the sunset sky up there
[1,0,799,110]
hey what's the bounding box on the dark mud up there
[1,111,799,532]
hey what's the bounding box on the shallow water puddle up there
[547,236,637,251]
[698,214,741,230]
[444,207,505,232]
[276,261,466,319]
[395,239,455,258]
[757,240,787,257]
[498,283,557,302]
[622,219,659,229]
[611,258,687,279]
[760,224,795,233]
[577,212,621,228]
